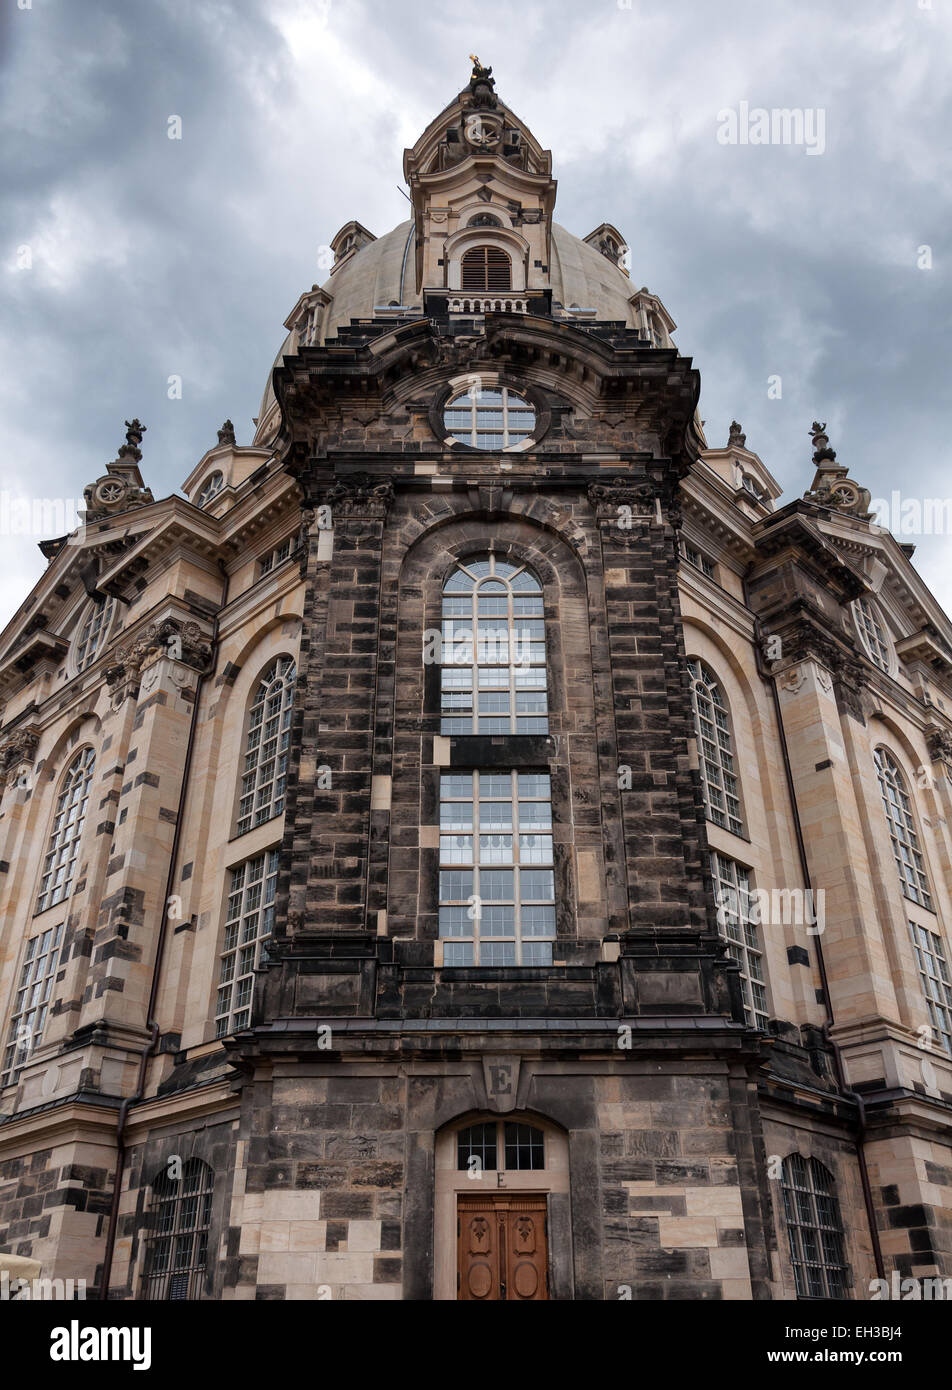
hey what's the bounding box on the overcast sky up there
[2,0,950,627]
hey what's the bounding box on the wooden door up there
[457,1196,548,1301]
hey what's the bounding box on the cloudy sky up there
[1,0,950,626]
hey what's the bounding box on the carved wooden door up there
[457,1196,548,1301]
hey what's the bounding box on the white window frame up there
[196,471,224,508]
[36,747,94,914]
[689,660,743,835]
[74,595,116,673]
[853,597,891,673]
[214,848,280,1037]
[710,851,768,1029]
[440,555,547,735]
[438,770,556,967]
[1,922,63,1087]
[236,657,296,835]
[443,385,536,452]
[909,922,952,1055]
[874,747,933,909]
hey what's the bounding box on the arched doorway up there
[434,1112,570,1300]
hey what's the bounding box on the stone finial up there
[810,420,836,464]
[218,419,236,446]
[728,420,746,449]
[118,419,146,462]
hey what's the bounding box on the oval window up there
[444,384,535,451]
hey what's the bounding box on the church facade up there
[1,64,951,1301]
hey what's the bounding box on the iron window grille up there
[780,1154,849,1299]
[456,1120,545,1172]
[141,1159,214,1300]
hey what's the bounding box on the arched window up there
[780,1155,848,1299]
[236,657,296,835]
[461,246,511,291]
[687,659,743,835]
[74,596,115,673]
[874,748,933,909]
[36,747,94,913]
[854,598,890,672]
[440,555,546,734]
[141,1159,214,1300]
[196,471,223,508]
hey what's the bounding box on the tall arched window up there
[687,659,743,835]
[780,1155,848,1298]
[854,598,890,672]
[36,747,94,913]
[440,555,547,735]
[74,596,115,673]
[141,1159,214,1300]
[874,748,933,909]
[236,657,296,835]
[461,246,511,291]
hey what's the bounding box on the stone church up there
[1,62,951,1302]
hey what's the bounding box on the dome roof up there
[253,220,639,445]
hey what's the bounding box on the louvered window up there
[461,246,512,292]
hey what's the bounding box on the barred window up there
[874,748,933,909]
[236,657,296,835]
[780,1155,848,1299]
[141,1159,214,1301]
[854,598,890,672]
[443,384,535,451]
[196,471,223,508]
[36,747,94,914]
[457,1120,545,1172]
[74,596,115,672]
[1,923,63,1087]
[439,770,555,966]
[440,555,547,734]
[909,922,952,1056]
[215,849,279,1036]
[710,852,768,1029]
[688,660,743,835]
[461,245,511,292]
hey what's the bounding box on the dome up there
[253,220,639,445]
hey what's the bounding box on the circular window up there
[196,471,223,507]
[443,385,536,451]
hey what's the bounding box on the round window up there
[443,384,536,451]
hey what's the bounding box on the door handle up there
[500,1281,506,1299]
